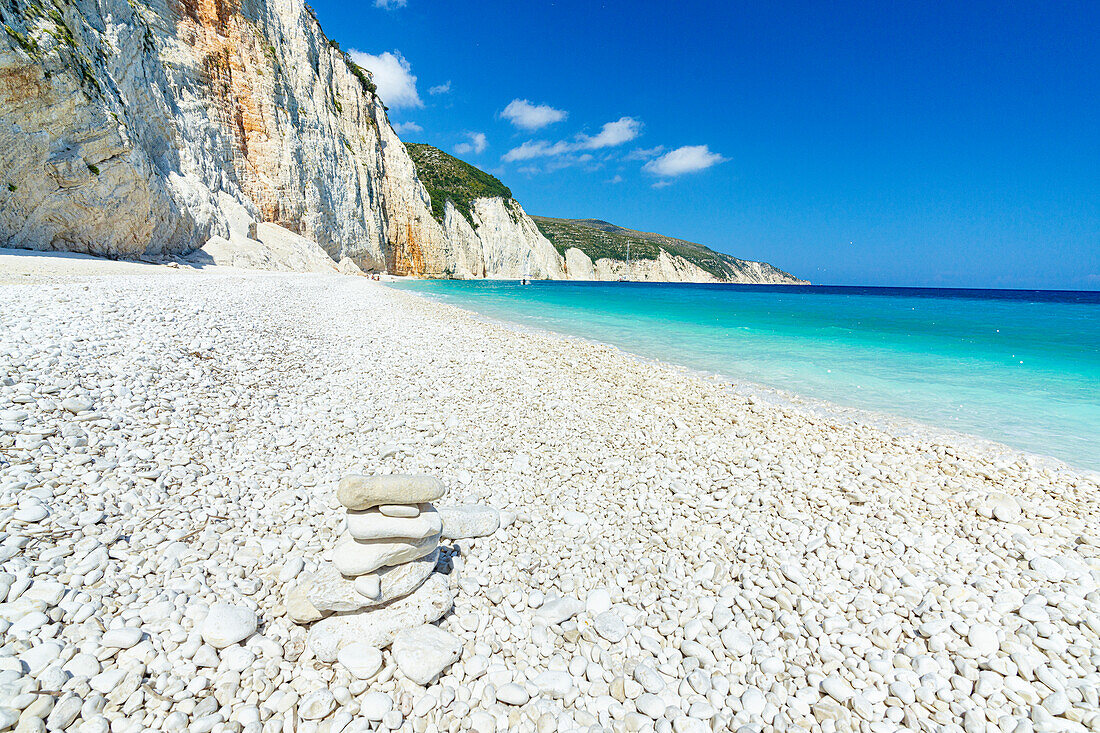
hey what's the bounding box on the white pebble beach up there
[1,254,1098,733]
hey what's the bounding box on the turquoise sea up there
[390,281,1100,471]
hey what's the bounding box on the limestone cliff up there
[0,0,450,272]
[535,217,807,284]
[563,248,803,284]
[440,198,564,279]
[564,248,736,283]
[400,142,563,279]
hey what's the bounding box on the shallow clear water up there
[390,280,1100,471]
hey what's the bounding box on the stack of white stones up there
[286,474,457,663]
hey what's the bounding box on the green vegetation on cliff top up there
[403,143,512,226]
[531,217,799,282]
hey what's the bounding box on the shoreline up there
[388,283,1096,478]
[2,259,1098,732]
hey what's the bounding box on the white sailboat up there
[618,240,631,282]
[520,250,531,285]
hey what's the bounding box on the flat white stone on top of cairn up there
[337,474,446,510]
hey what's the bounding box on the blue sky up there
[311,0,1099,289]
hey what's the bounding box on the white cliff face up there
[723,259,805,284]
[0,0,573,280]
[563,248,596,280]
[0,0,203,255]
[561,248,805,284]
[0,0,451,272]
[592,250,719,283]
[442,199,565,279]
[562,248,774,283]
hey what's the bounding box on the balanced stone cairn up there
[286,473,499,679]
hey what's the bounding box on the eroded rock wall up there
[0,0,446,270]
[442,198,565,279]
[562,247,805,283]
[0,0,203,255]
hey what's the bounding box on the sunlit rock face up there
[439,198,566,280]
[0,0,441,272]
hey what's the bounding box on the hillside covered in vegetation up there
[532,217,802,282]
[403,143,512,225]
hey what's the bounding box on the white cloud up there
[503,114,644,165]
[502,139,573,162]
[454,132,488,155]
[429,81,451,96]
[392,121,422,135]
[348,50,422,109]
[643,145,726,178]
[577,117,641,149]
[502,99,568,130]
[374,0,406,8]
[609,174,623,184]
[624,145,665,161]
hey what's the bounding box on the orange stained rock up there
[388,221,428,276]
[176,0,295,232]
